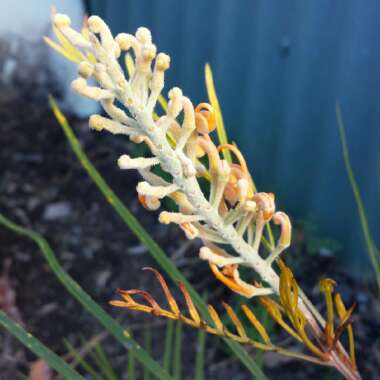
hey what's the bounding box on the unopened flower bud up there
[53,14,71,28]
[138,194,160,211]
[167,87,183,118]
[89,114,105,131]
[87,15,103,33]
[195,103,216,134]
[155,53,170,71]
[115,33,135,50]
[78,61,94,78]
[136,27,152,44]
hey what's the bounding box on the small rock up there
[14,252,31,262]
[128,244,148,255]
[319,247,335,258]
[82,238,102,260]
[35,303,58,317]
[27,197,40,212]
[61,251,76,262]
[43,202,72,221]
[96,269,111,289]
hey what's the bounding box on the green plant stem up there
[173,321,183,380]
[336,103,380,293]
[63,339,103,380]
[143,324,152,380]
[127,331,136,380]
[92,341,118,380]
[163,319,174,372]
[194,328,206,380]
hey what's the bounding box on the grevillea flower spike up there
[48,13,361,380]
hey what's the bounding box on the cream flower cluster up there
[52,13,292,298]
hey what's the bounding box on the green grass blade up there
[0,213,173,380]
[194,328,206,380]
[0,311,85,380]
[163,319,174,372]
[204,64,232,163]
[127,332,136,380]
[336,103,380,293]
[63,339,103,380]
[92,341,118,380]
[143,324,152,380]
[173,321,183,380]
[49,97,268,380]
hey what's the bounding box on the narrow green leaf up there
[143,324,152,380]
[194,328,206,380]
[163,319,174,372]
[92,341,118,380]
[63,339,103,380]
[49,97,268,380]
[127,331,136,380]
[204,63,232,163]
[336,103,380,293]
[173,321,183,380]
[0,213,174,380]
[0,311,85,380]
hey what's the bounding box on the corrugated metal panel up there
[88,0,380,276]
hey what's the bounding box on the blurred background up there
[1,0,380,379]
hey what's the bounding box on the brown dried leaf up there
[241,304,271,344]
[178,282,201,326]
[143,267,180,316]
[223,302,247,340]
[207,304,224,333]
